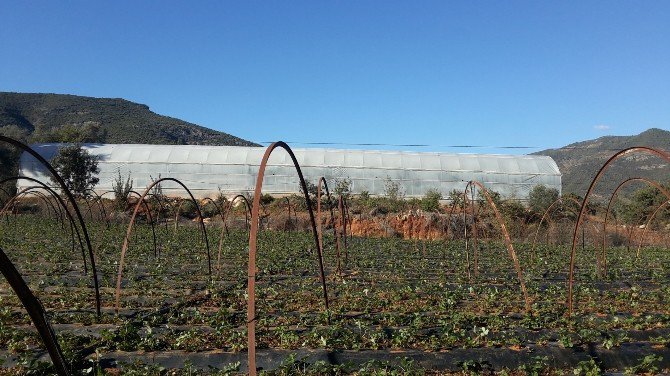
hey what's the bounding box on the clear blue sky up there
[1,1,668,154]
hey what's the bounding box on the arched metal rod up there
[115,177,211,314]
[173,197,186,231]
[3,186,80,271]
[0,186,63,226]
[637,200,670,257]
[230,194,251,229]
[461,189,473,281]
[199,197,228,273]
[317,177,342,273]
[0,177,66,226]
[284,196,293,232]
[0,246,70,375]
[33,189,65,224]
[465,183,480,277]
[84,188,109,227]
[1,187,74,255]
[0,186,13,205]
[445,190,467,242]
[247,142,329,376]
[0,176,88,275]
[338,196,349,265]
[568,147,670,315]
[0,137,101,317]
[99,190,114,199]
[146,192,169,231]
[601,177,670,276]
[464,180,530,311]
[79,195,96,224]
[128,190,158,257]
[531,197,583,255]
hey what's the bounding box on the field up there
[1,202,670,375]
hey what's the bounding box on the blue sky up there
[1,1,668,154]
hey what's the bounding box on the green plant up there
[334,178,352,199]
[573,358,602,376]
[112,168,133,211]
[528,184,559,217]
[260,193,275,205]
[518,356,549,376]
[624,354,663,375]
[420,188,442,212]
[50,144,100,197]
[384,178,404,201]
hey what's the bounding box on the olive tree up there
[50,144,100,197]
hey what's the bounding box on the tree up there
[50,145,100,197]
[528,184,559,216]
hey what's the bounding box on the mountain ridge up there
[0,92,258,146]
[534,128,670,198]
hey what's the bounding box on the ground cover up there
[1,213,670,375]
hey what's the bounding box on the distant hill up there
[0,92,258,146]
[0,92,258,191]
[534,128,670,199]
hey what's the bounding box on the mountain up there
[0,92,258,146]
[534,128,670,199]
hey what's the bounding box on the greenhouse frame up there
[18,143,561,200]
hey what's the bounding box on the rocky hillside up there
[534,128,670,198]
[0,92,257,146]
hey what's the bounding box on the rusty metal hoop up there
[317,177,342,273]
[567,147,670,315]
[464,180,531,311]
[530,197,583,255]
[247,142,329,376]
[601,177,670,275]
[0,177,89,277]
[115,178,211,314]
[84,188,110,227]
[0,136,100,316]
[0,246,70,375]
[635,199,670,257]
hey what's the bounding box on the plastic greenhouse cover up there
[17,144,561,199]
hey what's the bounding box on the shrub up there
[112,169,133,211]
[334,178,352,200]
[178,200,198,219]
[529,185,559,216]
[260,193,275,205]
[420,189,442,212]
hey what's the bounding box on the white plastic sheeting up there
[18,144,561,199]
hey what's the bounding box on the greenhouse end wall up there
[18,144,561,200]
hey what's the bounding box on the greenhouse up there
[18,143,561,200]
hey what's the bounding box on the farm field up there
[1,209,670,375]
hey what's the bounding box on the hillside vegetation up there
[0,92,257,146]
[534,128,670,198]
[0,92,258,189]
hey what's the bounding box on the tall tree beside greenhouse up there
[50,145,100,197]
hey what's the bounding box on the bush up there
[334,178,352,200]
[447,189,464,209]
[200,201,220,218]
[420,189,442,212]
[260,193,275,205]
[112,169,133,211]
[384,178,404,201]
[529,185,559,216]
[178,200,198,219]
